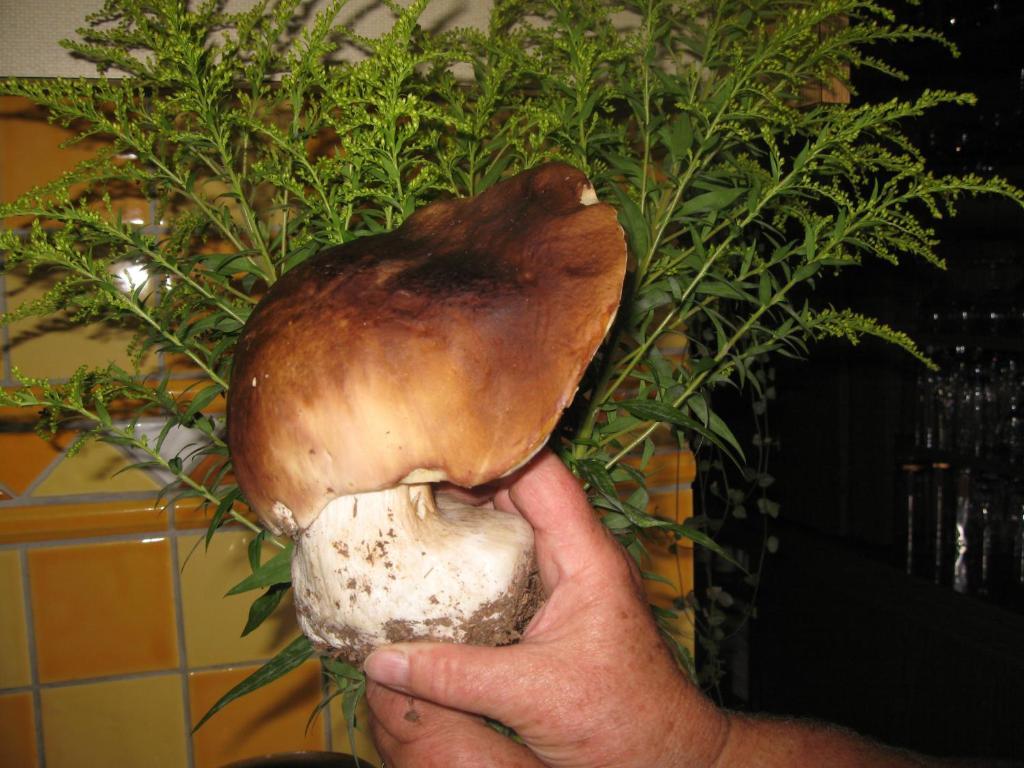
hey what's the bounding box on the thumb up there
[364,642,530,726]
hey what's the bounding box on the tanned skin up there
[364,451,938,768]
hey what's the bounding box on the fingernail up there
[364,649,409,688]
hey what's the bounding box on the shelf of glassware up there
[899,321,1024,611]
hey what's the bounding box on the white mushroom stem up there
[291,484,539,663]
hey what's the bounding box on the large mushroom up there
[228,162,626,663]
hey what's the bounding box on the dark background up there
[722,1,1024,761]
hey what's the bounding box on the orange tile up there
[175,499,222,530]
[28,538,179,682]
[0,692,39,768]
[654,330,690,354]
[174,498,257,531]
[0,498,167,544]
[190,660,325,768]
[676,450,697,484]
[187,453,234,487]
[196,178,245,228]
[166,380,228,414]
[30,438,161,497]
[644,527,695,600]
[0,96,151,229]
[643,486,695,652]
[177,531,299,667]
[163,354,209,377]
[623,449,695,490]
[0,550,32,688]
[0,431,63,496]
[0,97,94,209]
[40,674,185,768]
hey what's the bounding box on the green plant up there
[2,0,1021,749]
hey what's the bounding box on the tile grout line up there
[0,656,291,696]
[0,489,181,508]
[18,448,73,500]
[19,546,47,768]
[0,520,256,552]
[168,511,197,768]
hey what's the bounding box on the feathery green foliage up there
[2,0,1022,745]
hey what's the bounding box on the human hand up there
[365,681,546,767]
[364,450,728,768]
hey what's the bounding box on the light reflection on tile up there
[4,268,151,381]
[0,499,168,544]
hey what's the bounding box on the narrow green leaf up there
[625,486,649,513]
[341,679,365,764]
[642,570,676,587]
[659,114,693,161]
[182,383,222,423]
[640,437,656,470]
[241,583,289,636]
[193,635,313,732]
[758,272,772,306]
[248,530,266,572]
[205,488,243,548]
[578,458,618,501]
[695,280,751,301]
[94,397,111,426]
[686,394,746,462]
[602,512,633,530]
[226,542,294,595]
[678,187,744,217]
[621,398,689,426]
[612,188,651,262]
[323,658,366,766]
[675,524,742,569]
[792,261,820,282]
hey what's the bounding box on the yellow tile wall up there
[40,675,187,768]
[189,662,324,768]
[177,532,299,667]
[28,538,179,682]
[0,692,39,767]
[1,93,379,766]
[0,551,32,688]
[1,93,694,766]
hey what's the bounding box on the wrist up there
[656,680,731,768]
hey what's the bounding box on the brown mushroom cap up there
[228,162,627,532]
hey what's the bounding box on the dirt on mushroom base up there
[307,558,543,666]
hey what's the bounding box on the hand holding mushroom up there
[228,163,627,663]
[362,450,728,768]
[363,453,940,768]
